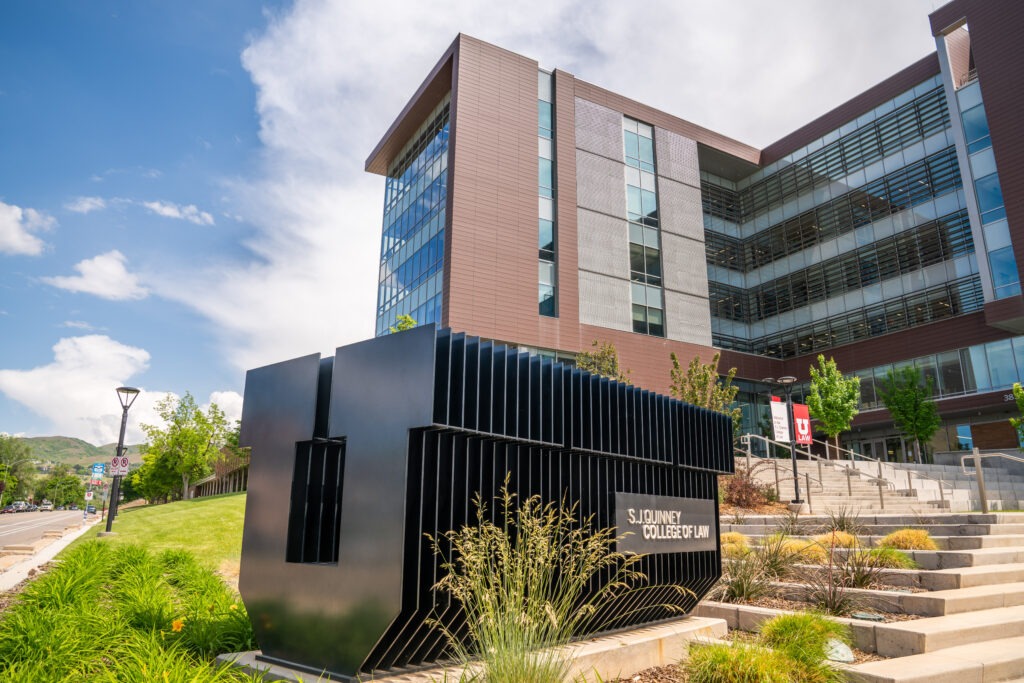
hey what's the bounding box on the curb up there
[0,518,103,592]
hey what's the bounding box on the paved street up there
[0,510,85,548]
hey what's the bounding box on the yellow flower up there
[171,618,186,632]
[229,604,238,610]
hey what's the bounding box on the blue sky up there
[0,0,938,445]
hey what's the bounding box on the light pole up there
[763,376,803,505]
[105,386,139,533]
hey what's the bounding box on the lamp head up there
[116,386,140,410]
[778,376,797,385]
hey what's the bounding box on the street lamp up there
[763,376,803,506]
[105,386,139,533]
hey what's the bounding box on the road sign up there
[84,491,94,501]
[92,462,105,477]
[109,455,130,477]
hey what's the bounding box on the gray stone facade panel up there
[659,178,704,242]
[578,208,629,279]
[577,149,626,218]
[665,291,713,345]
[662,232,711,298]
[575,98,624,162]
[655,128,700,188]
[578,271,632,332]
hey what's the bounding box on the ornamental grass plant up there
[878,528,938,550]
[430,484,685,683]
[0,542,259,682]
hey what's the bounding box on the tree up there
[141,392,229,500]
[878,366,940,463]
[389,314,417,333]
[669,352,741,436]
[575,341,631,384]
[806,354,861,460]
[0,434,35,505]
[1010,383,1024,447]
[35,465,84,506]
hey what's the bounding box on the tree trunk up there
[182,473,190,500]
[913,439,921,464]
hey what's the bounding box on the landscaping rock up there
[825,638,855,663]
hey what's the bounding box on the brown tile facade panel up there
[366,38,457,175]
[936,2,1024,291]
[571,80,759,164]
[760,53,941,166]
[780,312,1011,380]
[851,388,1013,430]
[445,37,543,342]
[578,324,719,396]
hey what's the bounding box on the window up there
[961,103,991,153]
[631,283,664,337]
[538,70,557,317]
[975,173,1006,224]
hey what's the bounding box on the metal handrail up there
[739,433,956,507]
[960,450,1024,473]
[958,448,1024,513]
[733,442,826,512]
[806,436,954,505]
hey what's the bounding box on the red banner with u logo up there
[792,403,812,445]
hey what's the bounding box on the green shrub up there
[878,528,938,550]
[858,547,918,569]
[759,612,850,675]
[687,641,834,683]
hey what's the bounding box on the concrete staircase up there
[745,456,936,514]
[709,512,1024,682]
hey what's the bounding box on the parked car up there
[55,505,66,511]
[69,504,79,510]
[40,501,54,511]
[86,505,97,514]
[26,504,38,512]
[12,501,27,512]
[0,505,16,514]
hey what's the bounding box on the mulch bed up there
[740,595,921,622]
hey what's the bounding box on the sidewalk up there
[0,516,102,592]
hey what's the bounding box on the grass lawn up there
[62,492,248,583]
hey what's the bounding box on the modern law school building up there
[366,0,1024,461]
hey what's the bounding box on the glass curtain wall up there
[376,96,450,336]
[624,118,664,336]
[538,71,557,316]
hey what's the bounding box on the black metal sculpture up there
[239,326,733,680]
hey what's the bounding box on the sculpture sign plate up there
[615,493,717,554]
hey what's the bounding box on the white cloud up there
[0,200,54,256]
[206,390,244,425]
[42,250,149,301]
[0,336,243,446]
[65,196,107,214]
[152,0,938,372]
[62,320,99,331]
[142,200,215,226]
[0,336,157,444]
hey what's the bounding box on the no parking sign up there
[109,455,130,476]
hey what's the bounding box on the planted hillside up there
[0,543,258,681]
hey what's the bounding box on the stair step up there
[921,563,1024,590]
[906,547,1024,569]
[847,633,1024,682]
[870,605,1024,657]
